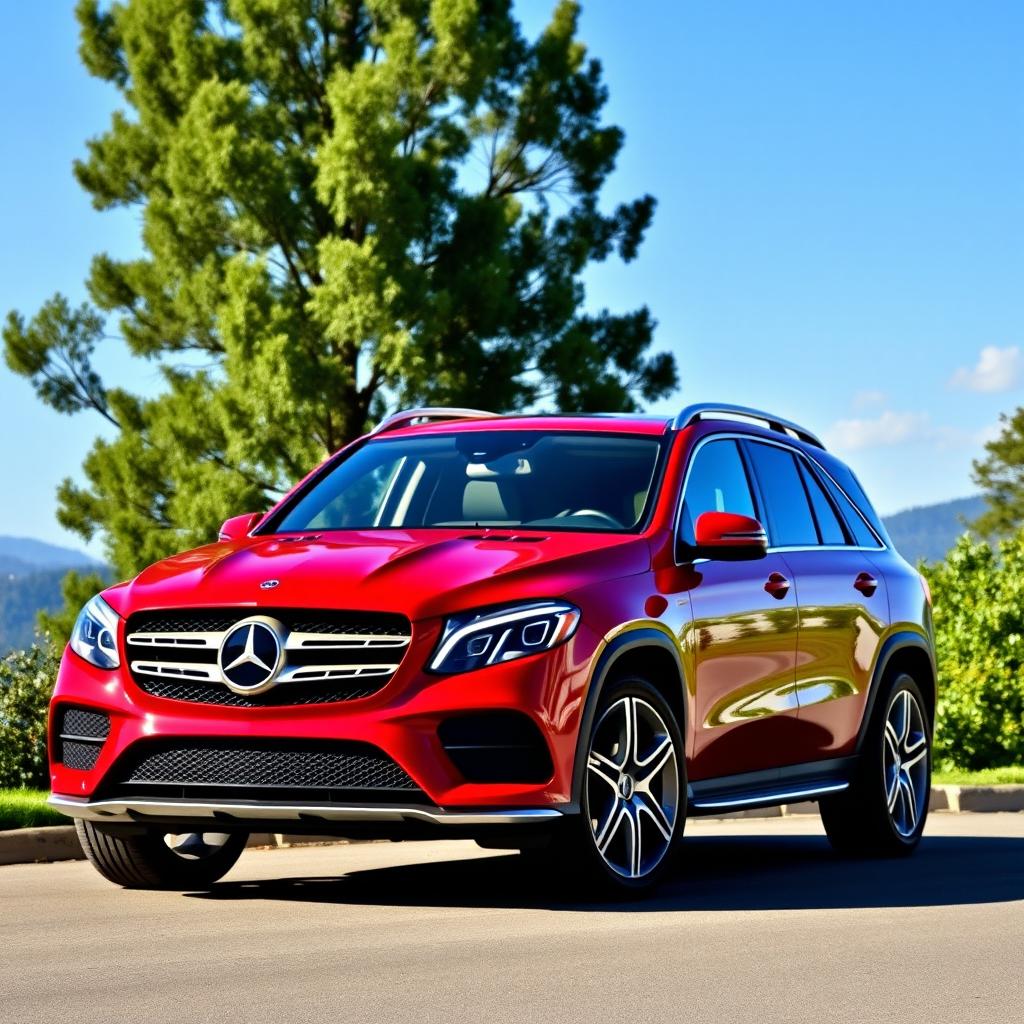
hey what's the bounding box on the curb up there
[0,827,369,866]
[3,786,1022,866]
[0,826,84,866]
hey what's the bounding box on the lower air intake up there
[100,739,426,804]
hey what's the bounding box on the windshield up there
[269,431,664,534]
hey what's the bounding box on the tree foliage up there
[4,0,674,578]
[973,406,1024,536]
[922,532,1024,771]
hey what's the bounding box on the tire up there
[544,675,686,895]
[820,672,932,857]
[76,820,247,890]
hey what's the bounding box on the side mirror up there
[218,512,263,542]
[691,511,768,561]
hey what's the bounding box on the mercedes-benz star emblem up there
[218,619,284,693]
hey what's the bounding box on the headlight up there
[70,595,121,670]
[429,601,580,675]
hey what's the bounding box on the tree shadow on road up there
[186,832,1024,912]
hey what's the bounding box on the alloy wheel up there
[883,689,929,838]
[586,695,680,879]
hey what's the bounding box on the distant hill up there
[0,536,100,573]
[0,536,105,652]
[882,495,986,565]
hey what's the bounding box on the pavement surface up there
[2,814,1022,1024]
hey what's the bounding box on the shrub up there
[0,637,60,789]
[922,532,1024,770]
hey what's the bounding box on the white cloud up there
[852,389,887,410]
[931,422,1001,451]
[949,345,1021,394]
[825,411,931,452]
[826,410,1000,454]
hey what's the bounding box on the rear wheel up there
[543,676,685,894]
[820,672,931,856]
[76,820,247,889]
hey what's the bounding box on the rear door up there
[742,440,888,763]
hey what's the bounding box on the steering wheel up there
[554,508,623,527]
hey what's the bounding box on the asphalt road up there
[2,814,1022,1024]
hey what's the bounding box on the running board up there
[690,781,848,813]
[687,758,854,815]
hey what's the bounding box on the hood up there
[103,529,651,622]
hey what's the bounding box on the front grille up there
[125,608,411,708]
[56,705,111,771]
[99,739,426,804]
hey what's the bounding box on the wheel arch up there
[857,631,937,751]
[570,626,688,808]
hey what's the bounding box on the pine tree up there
[4,0,675,581]
[973,407,1024,535]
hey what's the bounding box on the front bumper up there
[48,618,601,814]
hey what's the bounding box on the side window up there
[679,439,757,546]
[816,470,880,548]
[798,458,848,545]
[744,442,818,547]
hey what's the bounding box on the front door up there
[678,437,801,780]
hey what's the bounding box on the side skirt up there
[687,757,856,816]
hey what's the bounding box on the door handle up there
[764,572,791,599]
[854,572,878,597]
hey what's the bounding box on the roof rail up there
[673,402,825,449]
[371,407,498,435]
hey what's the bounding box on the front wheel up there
[76,820,247,889]
[820,673,931,856]
[544,676,686,894]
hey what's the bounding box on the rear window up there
[814,467,881,548]
[814,452,886,545]
[744,441,819,547]
[798,458,848,546]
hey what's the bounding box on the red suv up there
[49,404,935,893]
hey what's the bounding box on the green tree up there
[0,638,61,789]
[973,407,1024,536]
[4,0,675,582]
[922,532,1024,770]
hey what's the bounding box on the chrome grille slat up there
[283,664,399,682]
[127,632,223,649]
[131,660,222,682]
[285,631,410,650]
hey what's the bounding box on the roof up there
[378,413,672,439]
[370,404,824,448]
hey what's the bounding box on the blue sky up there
[1,1,1021,555]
